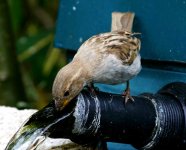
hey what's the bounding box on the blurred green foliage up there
[6,0,67,109]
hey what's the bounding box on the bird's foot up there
[122,88,134,104]
[86,83,99,96]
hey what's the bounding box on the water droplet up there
[72,6,76,11]
[79,37,83,43]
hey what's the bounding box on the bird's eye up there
[64,91,70,97]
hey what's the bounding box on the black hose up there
[47,82,186,149]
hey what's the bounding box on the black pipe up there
[47,82,186,150]
[6,82,186,150]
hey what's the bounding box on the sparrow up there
[52,30,141,111]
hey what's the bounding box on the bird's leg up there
[122,81,134,104]
[86,83,99,96]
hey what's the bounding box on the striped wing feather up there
[74,31,141,65]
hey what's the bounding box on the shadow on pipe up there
[6,82,186,150]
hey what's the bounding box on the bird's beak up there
[55,99,70,111]
[62,99,69,107]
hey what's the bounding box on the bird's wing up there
[73,31,141,65]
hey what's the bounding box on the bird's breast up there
[92,54,141,84]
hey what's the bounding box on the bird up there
[52,30,141,111]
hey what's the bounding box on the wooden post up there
[111,12,135,32]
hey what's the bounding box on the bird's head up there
[52,63,86,111]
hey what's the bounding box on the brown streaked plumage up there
[52,30,141,110]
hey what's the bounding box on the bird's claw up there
[86,84,99,96]
[122,89,134,104]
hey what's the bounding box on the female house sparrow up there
[52,30,141,110]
